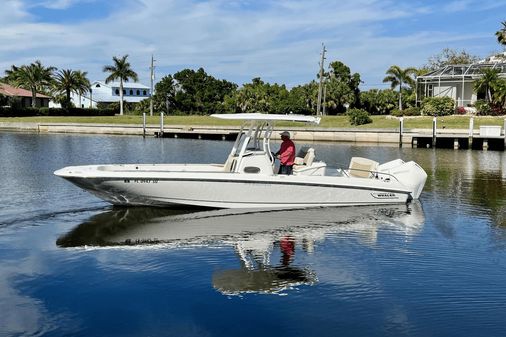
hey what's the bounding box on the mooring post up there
[504,118,506,148]
[469,116,474,149]
[399,117,404,147]
[432,116,437,148]
[160,112,164,137]
[142,113,146,138]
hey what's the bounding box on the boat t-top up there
[54,113,427,209]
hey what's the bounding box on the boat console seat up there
[347,157,379,178]
[293,148,326,176]
[294,148,315,166]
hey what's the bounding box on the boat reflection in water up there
[57,202,425,295]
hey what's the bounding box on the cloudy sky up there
[1,0,505,89]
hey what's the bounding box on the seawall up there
[0,122,410,142]
[0,122,504,150]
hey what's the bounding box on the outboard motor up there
[378,160,427,199]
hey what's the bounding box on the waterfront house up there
[71,81,150,108]
[0,82,50,108]
[416,54,506,107]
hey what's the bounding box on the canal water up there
[0,132,505,337]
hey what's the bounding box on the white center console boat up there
[54,113,427,209]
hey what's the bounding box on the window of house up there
[427,84,433,97]
[136,90,140,95]
[123,90,126,95]
[143,90,147,96]
[115,89,119,95]
[129,89,133,95]
[95,84,101,88]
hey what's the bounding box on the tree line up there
[2,22,506,117]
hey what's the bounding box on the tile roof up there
[0,82,50,98]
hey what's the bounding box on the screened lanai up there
[416,62,506,107]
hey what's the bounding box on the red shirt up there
[279,139,295,165]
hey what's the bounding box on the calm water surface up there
[0,132,505,337]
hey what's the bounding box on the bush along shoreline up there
[0,106,117,117]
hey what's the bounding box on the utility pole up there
[316,43,327,116]
[322,77,327,116]
[149,54,156,117]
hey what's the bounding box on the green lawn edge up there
[0,115,505,129]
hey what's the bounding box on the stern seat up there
[347,157,379,178]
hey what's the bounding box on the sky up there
[1,0,506,89]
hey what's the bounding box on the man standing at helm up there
[275,131,295,175]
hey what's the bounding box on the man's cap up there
[279,131,290,137]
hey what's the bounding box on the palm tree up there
[3,65,20,83]
[75,70,91,108]
[474,68,500,103]
[4,61,55,107]
[103,55,138,115]
[54,69,90,108]
[383,65,417,110]
[491,78,506,108]
[496,21,506,46]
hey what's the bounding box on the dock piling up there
[469,117,474,148]
[432,117,437,147]
[142,113,146,138]
[159,112,164,137]
[399,117,403,147]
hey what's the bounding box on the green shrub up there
[99,101,134,114]
[347,108,372,126]
[0,107,39,117]
[391,106,421,117]
[360,89,397,115]
[474,100,492,115]
[421,97,455,116]
[402,106,421,116]
[65,108,117,116]
[39,107,50,116]
[0,107,16,117]
[391,109,401,117]
[474,100,506,116]
[0,107,116,117]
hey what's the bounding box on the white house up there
[416,54,506,107]
[71,81,151,108]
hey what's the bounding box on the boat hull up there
[59,169,413,208]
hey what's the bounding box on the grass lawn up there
[0,114,504,130]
